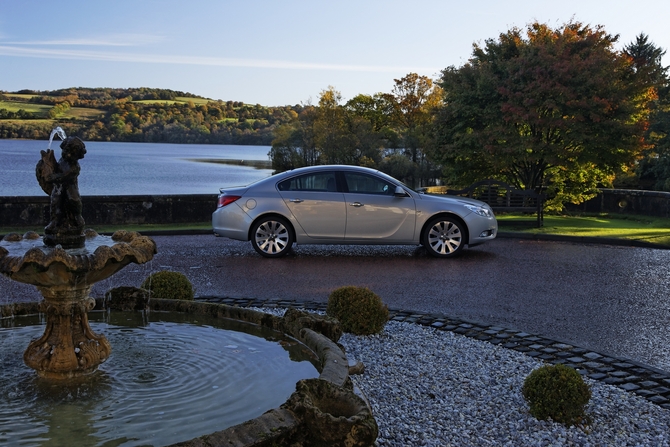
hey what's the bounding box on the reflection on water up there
[0,311,319,447]
[0,140,273,196]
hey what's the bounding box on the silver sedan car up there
[212,165,497,258]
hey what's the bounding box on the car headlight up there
[464,204,492,218]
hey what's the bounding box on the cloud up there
[3,34,165,47]
[0,45,440,73]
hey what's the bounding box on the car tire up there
[251,216,294,258]
[423,216,465,258]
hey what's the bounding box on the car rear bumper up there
[212,204,253,241]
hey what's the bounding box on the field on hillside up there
[0,101,51,114]
[132,96,214,105]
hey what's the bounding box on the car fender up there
[239,195,309,241]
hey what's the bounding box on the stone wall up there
[0,194,218,227]
[566,189,670,218]
[2,188,668,229]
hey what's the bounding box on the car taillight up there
[217,194,241,208]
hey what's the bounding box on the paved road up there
[3,235,670,372]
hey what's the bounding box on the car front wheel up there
[423,216,465,258]
[251,216,294,258]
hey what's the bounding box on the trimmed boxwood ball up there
[141,271,194,300]
[522,363,592,426]
[326,286,388,335]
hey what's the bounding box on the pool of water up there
[0,310,320,446]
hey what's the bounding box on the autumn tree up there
[313,86,350,163]
[389,73,442,187]
[432,21,652,209]
[269,105,319,172]
[270,87,387,172]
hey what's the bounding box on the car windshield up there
[399,181,419,194]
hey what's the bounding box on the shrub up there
[326,286,388,335]
[522,363,591,426]
[140,271,194,300]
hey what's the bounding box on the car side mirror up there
[394,185,407,197]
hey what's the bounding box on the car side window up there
[277,172,337,192]
[343,172,394,195]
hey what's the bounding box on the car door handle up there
[289,198,304,203]
[349,202,364,207]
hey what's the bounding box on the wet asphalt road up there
[2,235,670,372]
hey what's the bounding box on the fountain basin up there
[0,299,378,447]
[0,308,320,446]
[0,230,156,288]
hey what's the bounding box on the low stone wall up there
[0,194,218,227]
[566,189,670,218]
[3,188,667,230]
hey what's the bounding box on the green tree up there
[269,105,319,172]
[314,86,350,164]
[389,73,442,187]
[433,21,652,209]
[625,33,670,190]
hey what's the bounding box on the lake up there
[1,140,274,196]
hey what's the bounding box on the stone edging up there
[196,296,670,411]
[137,299,377,447]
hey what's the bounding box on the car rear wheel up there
[423,216,465,258]
[251,216,294,258]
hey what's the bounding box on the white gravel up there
[340,321,670,447]
[256,307,670,446]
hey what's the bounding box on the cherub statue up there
[36,136,87,248]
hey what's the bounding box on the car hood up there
[419,192,490,208]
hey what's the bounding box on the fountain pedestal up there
[0,230,156,379]
[24,286,111,379]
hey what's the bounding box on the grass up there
[0,222,212,237]
[4,94,38,100]
[132,97,213,106]
[497,213,670,246]
[0,100,51,114]
[67,107,105,119]
[3,213,669,247]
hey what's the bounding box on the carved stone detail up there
[23,287,111,379]
[283,378,378,447]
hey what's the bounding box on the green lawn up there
[497,213,670,246]
[3,214,669,247]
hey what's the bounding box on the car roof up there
[278,165,382,177]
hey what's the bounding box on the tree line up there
[270,22,669,210]
[0,87,302,145]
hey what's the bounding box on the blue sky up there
[1,0,668,106]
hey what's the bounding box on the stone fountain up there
[0,130,377,446]
[0,129,156,379]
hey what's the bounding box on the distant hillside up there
[0,87,302,145]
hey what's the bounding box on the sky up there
[1,0,669,106]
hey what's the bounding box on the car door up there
[277,171,346,240]
[342,171,416,242]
